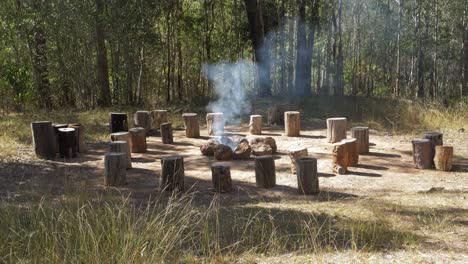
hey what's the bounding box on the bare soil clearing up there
[1,123,467,261]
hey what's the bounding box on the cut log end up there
[327,117,347,143]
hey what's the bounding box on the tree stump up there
[327,117,347,143]
[53,124,69,153]
[134,111,152,134]
[31,121,56,159]
[129,127,147,153]
[267,105,285,125]
[332,141,348,173]
[160,155,184,192]
[206,113,224,136]
[434,146,453,171]
[296,157,319,195]
[343,138,359,167]
[109,113,128,133]
[254,155,276,188]
[284,111,300,137]
[288,148,308,174]
[68,123,83,153]
[109,141,132,169]
[182,113,200,138]
[411,139,432,169]
[104,152,127,186]
[249,115,262,135]
[160,122,174,144]
[58,128,78,158]
[351,127,369,154]
[423,132,443,166]
[151,110,168,130]
[211,164,233,193]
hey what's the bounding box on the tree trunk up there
[326,117,347,143]
[254,155,276,188]
[104,152,127,186]
[335,0,344,96]
[434,146,453,171]
[284,111,300,137]
[244,0,271,96]
[109,141,132,169]
[31,121,56,159]
[351,126,369,154]
[296,157,319,195]
[95,0,112,107]
[411,139,432,169]
[109,113,128,133]
[161,122,174,144]
[416,0,424,99]
[206,113,224,135]
[129,127,147,153]
[249,115,262,135]
[160,155,184,192]
[183,113,200,138]
[211,164,233,192]
[395,0,404,96]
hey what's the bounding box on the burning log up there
[183,113,200,138]
[109,113,128,133]
[249,115,262,135]
[233,139,252,159]
[129,127,147,153]
[200,139,219,156]
[160,122,174,144]
[247,136,277,153]
[351,126,370,154]
[160,155,184,192]
[255,156,276,188]
[31,121,56,159]
[104,152,127,186]
[434,146,453,171]
[327,117,347,143]
[109,141,132,169]
[214,144,233,161]
[151,110,168,130]
[296,157,319,195]
[284,111,301,137]
[206,113,224,136]
[134,111,152,134]
[211,164,233,193]
[411,139,432,169]
[289,147,308,174]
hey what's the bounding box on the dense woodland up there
[0,0,467,110]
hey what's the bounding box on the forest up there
[0,1,467,263]
[0,0,467,111]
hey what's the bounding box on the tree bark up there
[289,147,308,174]
[296,157,319,195]
[351,126,369,154]
[284,111,300,137]
[160,155,184,192]
[183,113,200,138]
[58,128,77,158]
[109,141,132,169]
[31,121,55,159]
[95,0,112,107]
[129,127,147,153]
[160,122,174,144]
[423,131,443,166]
[254,155,276,188]
[327,117,347,143]
[211,164,233,192]
[434,146,453,171]
[104,152,127,186]
[343,138,358,167]
[249,115,262,135]
[411,139,432,169]
[332,141,348,173]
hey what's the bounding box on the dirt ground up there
[1,123,467,262]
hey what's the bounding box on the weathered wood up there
[68,123,83,153]
[110,132,131,166]
[134,111,152,134]
[332,141,348,173]
[31,121,56,159]
[351,126,369,154]
[249,115,262,135]
[214,144,233,161]
[58,128,77,158]
[333,165,346,175]
[211,164,233,193]
[53,123,68,153]
[160,155,184,192]
[206,112,224,136]
[109,141,132,169]
[129,127,147,153]
[343,138,359,167]
[423,132,443,166]
[411,139,432,169]
[254,155,276,188]
[434,146,453,171]
[288,147,308,174]
[284,111,300,136]
[296,157,319,195]
[104,152,127,186]
[160,122,174,144]
[233,139,252,160]
[109,113,128,133]
[182,113,200,138]
[151,110,168,129]
[327,117,347,143]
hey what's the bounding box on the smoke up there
[202,60,255,124]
